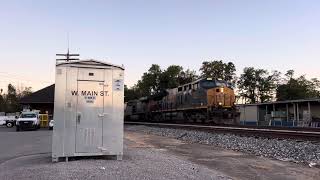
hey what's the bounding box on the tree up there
[0,89,5,112]
[199,60,236,82]
[178,69,198,85]
[159,65,183,90]
[237,67,280,103]
[6,84,19,112]
[17,86,32,99]
[0,84,33,112]
[124,85,140,102]
[285,70,294,80]
[126,64,199,100]
[276,70,320,100]
[224,62,236,82]
[257,70,281,103]
[159,66,199,90]
[136,64,162,96]
[237,67,257,103]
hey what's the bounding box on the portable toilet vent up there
[52,60,124,162]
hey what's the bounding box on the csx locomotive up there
[125,78,238,124]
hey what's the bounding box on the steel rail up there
[125,122,320,141]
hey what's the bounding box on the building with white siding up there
[238,99,320,127]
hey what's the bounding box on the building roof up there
[20,84,55,104]
[238,98,320,106]
[56,59,125,70]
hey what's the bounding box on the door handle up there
[77,113,81,124]
[98,113,109,117]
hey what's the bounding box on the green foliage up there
[0,89,5,112]
[125,61,319,103]
[178,69,198,85]
[0,84,32,112]
[276,70,320,100]
[124,85,140,102]
[238,68,320,103]
[135,64,162,96]
[19,87,33,98]
[159,65,198,90]
[237,67,280,103]
[5,84,19,112]
[159,65,183,90]
[199,60,236,82]
[125,64,198,102]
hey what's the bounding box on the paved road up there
[0,126,52,164]
[0,126,229,180]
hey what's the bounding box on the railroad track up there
[125,122,320,141]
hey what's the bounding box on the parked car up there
[5,120,16,128]
[0,113,19,128]
[2,115,17,128]
[16,112,40,131]
[0,117,6,126]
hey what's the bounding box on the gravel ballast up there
[125,125,320,166]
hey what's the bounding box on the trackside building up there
[238,99,320,127]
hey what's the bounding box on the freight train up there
[125,78,239,124]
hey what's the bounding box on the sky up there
[0,0,320,92]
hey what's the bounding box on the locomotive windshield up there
[200,79,230,89]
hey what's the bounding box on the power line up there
[0,79,52,85]
[0,71,53,82]
[0,73,53,84]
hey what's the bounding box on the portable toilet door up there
[75,68,105,153]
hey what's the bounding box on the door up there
[76,80,104,153]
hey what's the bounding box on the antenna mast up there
[56,33,80,62]
[56,51,79,62]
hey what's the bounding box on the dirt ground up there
[125,130,320,180]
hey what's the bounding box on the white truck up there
[0,115,17,128]
[16,112,40,131]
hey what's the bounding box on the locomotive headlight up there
[220,88,224,93]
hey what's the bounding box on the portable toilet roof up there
[56,59,125,70]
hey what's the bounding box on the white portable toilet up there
[52,60,124,162]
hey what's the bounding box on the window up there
[89,72,94,76]
[184,86,188,91]
[216,89,220,92]
[21,113,36,118]
[194,83,199,90]
[201,81,216,89]
[189,84,192,89]
[178,87,182,92]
